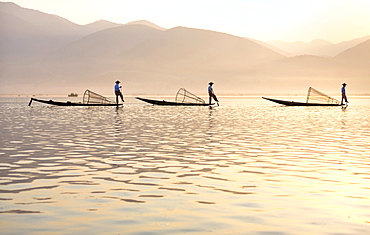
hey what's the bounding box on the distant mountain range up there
[1,2,369,95]
[268,37,370,57]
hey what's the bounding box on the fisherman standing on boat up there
[208,82,219,106]
[114,80,124,104]
[341,83,348,105]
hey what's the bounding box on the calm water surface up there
[1,96,370,234]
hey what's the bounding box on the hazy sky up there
[6,0,370,43]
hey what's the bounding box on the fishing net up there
[83,89,115,104]
[306,87,340,104]
[175,88,205,104]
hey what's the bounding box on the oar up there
[28,98,34,106]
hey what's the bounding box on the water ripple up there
[1,97,370,234]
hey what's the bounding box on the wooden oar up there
[28,98,34,106]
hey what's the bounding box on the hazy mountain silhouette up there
[0,2,161,59]
[126,20,166,31]
[1,2,369,95]
[0,11,47,58]
[333,40,370,93]
[268,36,370,57]
[0,2,80,35]
[0,2,86,59]
[84,20,122,33]
[118,27,285,73]
[268,39,334,57]
[22,26,286,94]
[335,39,370,68]
[50,24,162,62]
[248,38,291,56]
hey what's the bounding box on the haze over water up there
[1,97,370,234]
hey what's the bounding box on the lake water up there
[1,96,370,234]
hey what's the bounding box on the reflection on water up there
[1,97,370,234]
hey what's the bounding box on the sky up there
[5,0,370,43]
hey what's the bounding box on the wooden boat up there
[136,97,213,106]
[28,98,122,106]
[28,90,121,106]
[68,93,78,97]
[263,87,343,106]
[262,97,342,106]
[137,88,214,106]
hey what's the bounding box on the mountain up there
[0,11,47,58]
[268,37,370,57]
[12,26,286,95]
[0,2,80,36]
[333,40,370,93]
[336,39,370,63]
[268,39,335,57]
[0,2,86,59]
[335,39,370,69]
[83,20,122,33]
[248,38,291,56]
[334,36,370,56]
[118,27,286,72]
[126,20,166,31]
[50,24,162,62]
[0,2,369,95]
[252,45,370,94]
[0,2,162,59]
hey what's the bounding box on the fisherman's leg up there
[212,94,219,102]
[120,94,124,102]
[116,95,119,104]
[209,96,212,104]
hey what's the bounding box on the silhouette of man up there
[341,83,348,105]
[114,80,124,104]
[208,82,219,105]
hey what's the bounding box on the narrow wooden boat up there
[137,88,215,106]
[28,98,122,106]
[28,89,121,106]
[262,97,342,106]
[263,87,343,106]
[136,97,213,106]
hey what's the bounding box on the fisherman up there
[114,80,124,104]
[341,83,348,105]
[208,82,219,105]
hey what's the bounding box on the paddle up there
[28,98,34,106]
